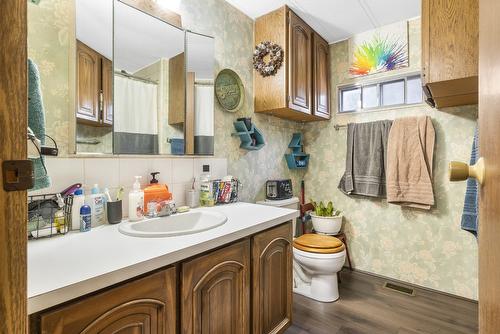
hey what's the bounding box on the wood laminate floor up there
[286,270,478,334]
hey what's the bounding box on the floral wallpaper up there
[28,0,73,155]
[178,0,306,202]
[303,18,479,300]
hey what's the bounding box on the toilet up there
[257,198,346,302]
[293,234,346,302]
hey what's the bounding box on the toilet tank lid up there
[256,197,299,207]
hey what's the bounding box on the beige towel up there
[386,116,435,209]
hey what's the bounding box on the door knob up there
[449,157,485,185]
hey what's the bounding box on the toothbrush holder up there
[107,200,123,224]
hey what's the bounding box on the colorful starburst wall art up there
[349,21,409,77]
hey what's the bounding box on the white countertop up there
[28,202,298,314]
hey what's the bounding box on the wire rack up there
[213,179,240,204]
[28,193,73,239]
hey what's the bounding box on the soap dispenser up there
[144,172,172,215]
[128,176,144,221]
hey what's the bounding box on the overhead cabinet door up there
[288,11,313,115]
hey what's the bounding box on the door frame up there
[479,0,500,332]
[0,0,28,333]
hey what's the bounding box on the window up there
[338,73,423,113]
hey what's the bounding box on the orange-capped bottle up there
[144,172,172,215]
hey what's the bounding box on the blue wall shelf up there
[232,120,265,150]
[285,133,309,169]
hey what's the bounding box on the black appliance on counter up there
[265,179,293,200]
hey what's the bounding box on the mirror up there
[28,0,215,156]
[186,31,215,155]
[75,0,114,154]
[113,0,185,155]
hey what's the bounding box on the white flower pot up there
[310,214,343,235]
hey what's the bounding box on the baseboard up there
[342,266,478,304]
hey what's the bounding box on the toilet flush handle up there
[448,157,485,185]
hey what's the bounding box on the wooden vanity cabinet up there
[30,222,293,334]
[181,239,251,334]
[254,6,330,122]
[421,0,478,108]
[76,40,113,126]
[34,267,177,334]
[252,223,293,334]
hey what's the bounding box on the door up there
[0,1,28,333]
[101,57,113,126]
[181,240,250,334]
[288,10,312,114]
[77,41,100,123]
[38,267,177,334]
[252,223,293,334]
[479,0,500,332]
[312,33,330,119]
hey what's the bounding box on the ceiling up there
[224,0,421,43]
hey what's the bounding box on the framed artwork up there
[349,21,409,77]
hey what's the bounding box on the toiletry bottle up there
[143,172,172,215]
[71,188,85,231]
[128,176,144,221]
[86,184,106,226]
[80,205,91,232]
[199,172,214,207]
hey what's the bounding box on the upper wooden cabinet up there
[252,223,293,334]
[181,239,251,334]
[254,6,330,122]
[76,41,100,123]
[168,52,185,126]
[288,11,313,114]
[76,40,113,126]
[421,0,478,108]
[35,267,177,334]
[313,33,330,119]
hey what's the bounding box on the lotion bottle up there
[71,188,85,230]
[128,176,144,221]
[86,184,106,226]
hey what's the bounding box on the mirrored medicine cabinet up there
[27,0,215,156]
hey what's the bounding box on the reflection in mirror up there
[186,31,215,155]
[75,0,113,154]
[113,0,185,155]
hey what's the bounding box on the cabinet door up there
[76,41,100,123]
[288,10,313,114]
[38,267,177,334]
[181,240,250,334]
[313,33,330,119]
[252,223,293,334]
[101,57,113,126]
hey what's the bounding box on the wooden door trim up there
[0,0,28,333]
[479,0,500,332]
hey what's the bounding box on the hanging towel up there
[386,116,435,210]
[338,120,393,198]
[461,127,479,237]
[28,59,51,191]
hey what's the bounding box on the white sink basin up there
[118,211,227,237]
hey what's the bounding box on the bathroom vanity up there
[28,203,298,334]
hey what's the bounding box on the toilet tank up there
[257,197,300,236]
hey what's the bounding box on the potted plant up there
[309,200,343,235]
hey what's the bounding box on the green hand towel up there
[28,58,51,190]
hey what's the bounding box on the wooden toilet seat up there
[293,234,345,254]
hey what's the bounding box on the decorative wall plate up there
[215,69,244,113]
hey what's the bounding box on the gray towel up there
[338,120,392,198]
[28,59,51,190]
[461,127,479,237]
